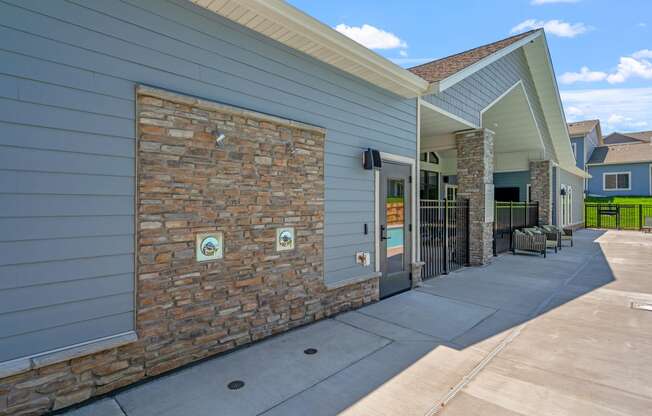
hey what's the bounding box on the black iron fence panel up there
[493,201,539,255]
[585,203,652,230]
[420,199,469,279]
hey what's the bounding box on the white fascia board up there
[199,0,429,97]
[559,164,592,179]
[437,30,543,92]
[531,33,576,170]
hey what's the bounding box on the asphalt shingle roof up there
[408,30,539,83]
[587,141,652,165]
[567,120,599,137]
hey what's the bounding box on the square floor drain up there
[630,301,652,311]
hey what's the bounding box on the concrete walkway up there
[61,229,652,416]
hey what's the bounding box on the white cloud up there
[559,50,652,85]
[334,24,407,49]
[632,49,652,59]
[606,55,652,83]
[559,66,607,84]
[561,87,652,132]
[399,50,408,57]
[565,106,585,117]
[511,19,590,37]
[607,114,626,124]
[531,0,580,5]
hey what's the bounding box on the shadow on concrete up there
[66,229,650,416]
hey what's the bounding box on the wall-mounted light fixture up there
[560,188,567,196]
[362,148,382,170]
[214,131,226,147]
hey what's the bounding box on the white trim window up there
[571,142,577,161]
[603,172,631,191]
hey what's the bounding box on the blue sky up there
[288,0,652,134]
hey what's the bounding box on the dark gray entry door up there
[379,161,412,298]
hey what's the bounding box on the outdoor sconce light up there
[362,148,382,170]
[560,188,567,196]
[214,131,226,146]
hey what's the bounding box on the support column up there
[456,129,494,266]
[529,160,552,225]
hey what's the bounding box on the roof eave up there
[587,160,652,166]
[191,0,429,97]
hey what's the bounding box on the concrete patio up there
[60,229,652,416]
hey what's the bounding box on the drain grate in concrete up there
[630,301,652,311]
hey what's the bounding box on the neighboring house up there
[603,130,652,145]
[586,142,652,196]
[0,1,583,413]
[568,121,652,197]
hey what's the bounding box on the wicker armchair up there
[561,227,574,247]
[539,225,562,250]
[541,224,573,247]
[512,229,547,257]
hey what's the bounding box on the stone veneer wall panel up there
[455,129,495,265]
[0,86,379,416]
[529,160,552,225]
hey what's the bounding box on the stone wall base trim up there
[0,332,138,379]
[324,273,381,290]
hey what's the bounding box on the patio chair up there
[538,225,562,250]
[542,224,573,247]
[512,229,547,258]
[643,217,652,233]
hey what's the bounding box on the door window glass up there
[386,178,405,273]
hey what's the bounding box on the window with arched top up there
[420,152,439,164]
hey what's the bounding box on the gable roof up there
[603,132,646,145]
[408,30,538,83]
[567,119,599,137]
[603,131,652,145]
[411,29,586,178]
[587,142,652,165]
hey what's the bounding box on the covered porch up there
[417,81,551,277]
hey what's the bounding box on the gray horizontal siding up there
[0,0,415,360]
[423,49,555,160]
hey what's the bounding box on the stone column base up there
[411,261,426,288]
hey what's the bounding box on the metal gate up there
[493,201,539,254]
[420,199,469,279]
[585,203,652,230]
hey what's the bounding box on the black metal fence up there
[585,203,652,230]
[420,199,469,279]
[493,201,539,255]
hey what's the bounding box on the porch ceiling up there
[482,82,544,155]
[420,99,477,139]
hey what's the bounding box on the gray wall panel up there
[0,0,416,361]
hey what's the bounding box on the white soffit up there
[482,82,545,154]
[190,0,428,97]
[420,99,478,137]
